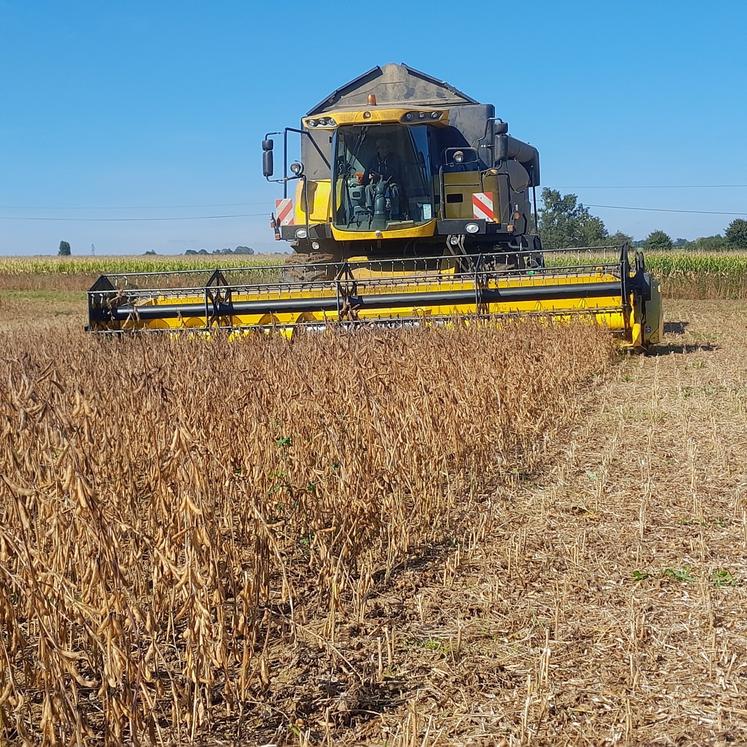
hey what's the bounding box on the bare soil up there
[0,289,85,331]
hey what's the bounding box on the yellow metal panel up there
[331,220,437,241]
[481,174,500,223]
[443,171,481,219]
[644,279,664,345]
[293,179,332,223]
[443,172,482,186]
[442,171,502,222]
[303,108,449,128]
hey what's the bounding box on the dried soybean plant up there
[0,319,613,743]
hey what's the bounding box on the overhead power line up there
[0,213,269,222]
[553,184,747,189]
[585,204,747,217]
[0,202,744,222]
[0,201,267,210]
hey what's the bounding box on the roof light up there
[307,119,318,127]
[430,111,440,119]
[363,111,372,119]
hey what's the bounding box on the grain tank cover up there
[307,63,479,114]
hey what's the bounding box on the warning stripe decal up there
[275,198,294,226]
[472,191,496,222]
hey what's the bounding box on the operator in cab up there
[364,137,404,219]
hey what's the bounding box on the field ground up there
[0,290,86,331]
[319,299,747,744]
[0,264,745,743]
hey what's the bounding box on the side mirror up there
[496,134,508,164]
[262,139,274,178]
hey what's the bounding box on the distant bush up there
[688,235,727,252]
[725,219,747,249]
[645,230,673,251]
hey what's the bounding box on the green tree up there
[690,234,726,251]
[725,219,747,248]
[607,230,634,247]
[645,230,672,251]
[58,240,71,256]
[538,189,608,249]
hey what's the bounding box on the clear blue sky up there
[1,0,745,255]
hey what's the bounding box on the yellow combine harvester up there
[86,64,663,348]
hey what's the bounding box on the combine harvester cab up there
[262,63,544,273]
[86,245,663,350]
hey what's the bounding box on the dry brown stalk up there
[0,319,613,743]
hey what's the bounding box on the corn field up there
[0,256,281,292]
[0,255,277,275]
[0,321,612,743]
[0,251,745,298]
[645,251,747,298]
[547,249,747,299]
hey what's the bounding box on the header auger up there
[86,64,662,348]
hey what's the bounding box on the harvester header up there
[87,246,662,349]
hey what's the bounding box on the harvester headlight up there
[430,111,440,119]
[363,111,372,119]
[307,119,318,127]
[311,240,321,250]
[295,228,308,239]
[290,161,304,176]
[404,112,414,121]
[418,112,427,119]
[453,150,464,164]
[465,222,480,234]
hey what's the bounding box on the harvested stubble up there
[0,320,613,743]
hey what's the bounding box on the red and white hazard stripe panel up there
[275,198,294,226]
[471,191,496,222]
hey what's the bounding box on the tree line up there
[538,188,747,251]
[57,243,255,256]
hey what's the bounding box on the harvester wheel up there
[282,252,339,283]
